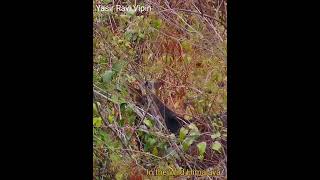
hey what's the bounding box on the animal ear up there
[143,80,164,93]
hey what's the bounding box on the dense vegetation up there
[93,0,227,179]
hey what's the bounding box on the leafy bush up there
[93,0,227,179]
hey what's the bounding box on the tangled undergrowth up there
[93,0,227,179]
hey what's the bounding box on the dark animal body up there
[147,93,183,134]
[129,81,227,170]
[131,81,227,134]
[130,81,184,134]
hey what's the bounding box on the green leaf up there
[169,134,176,140]
[120,14,129,19]
[115,172,124,180]
[111,95,119,104]
[212,141,222,152]
[102,70,114,83]
[126,8,135,16]
[211,132,221,140]
[93,103,99,117]
[185,56,192,64]
[152,147,158,156]
[100,130,109,142]
[222,133,227,138]
[179,127,189,142]
[183,114,192,120]
[132,34,137,41]
[198,154,204,161]
[147,137,156,146]
[197,142,207,156]
[188,123,199,131]
[138,32,145,39]
[151,19,162,29]
[181,41,192,52]
[124,31,133,40]
[112,62,124,73]
[182,137,195,151]
[93,117,103,128]
[143,118,153,128]
[108,115,114,123]
[188,123,200,138]
[126,74,136,83]
[124,41,131,47]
